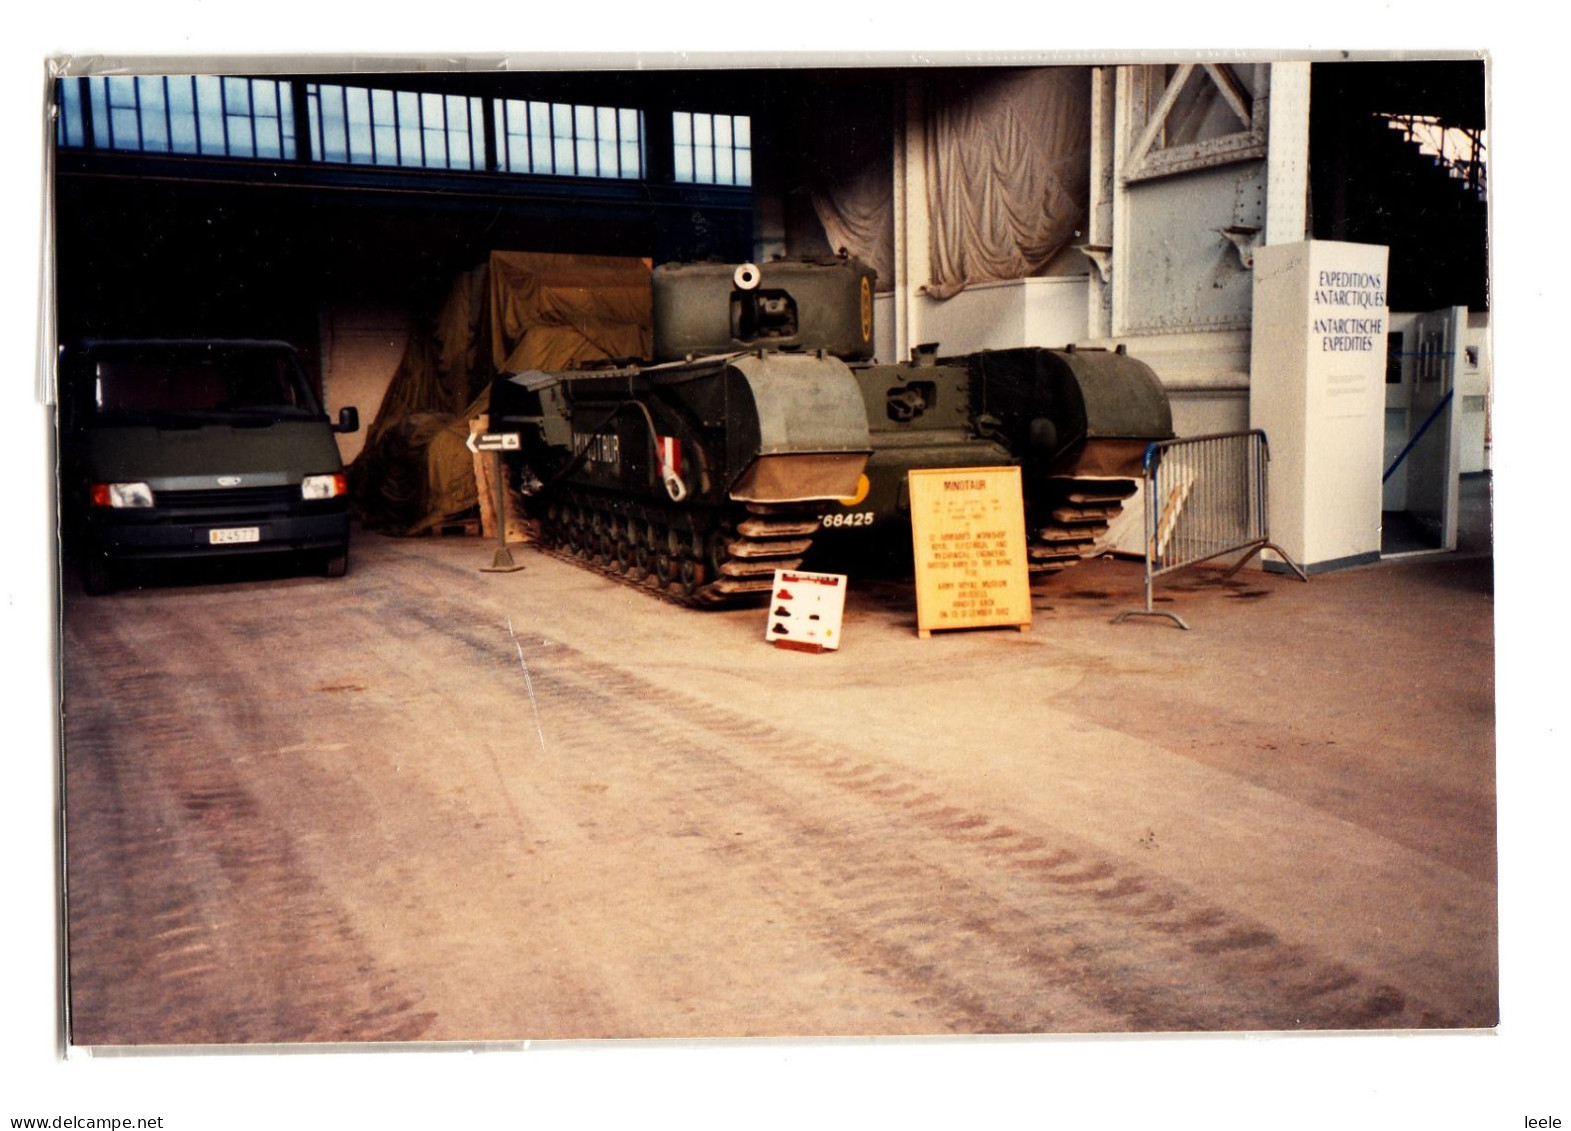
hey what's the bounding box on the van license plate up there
[210,527,261,545]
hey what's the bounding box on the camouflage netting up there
[349,251,653,535]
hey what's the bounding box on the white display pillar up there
[1250,240,1390,572]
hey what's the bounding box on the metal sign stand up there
[469,431,524,574]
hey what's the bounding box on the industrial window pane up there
[222,78,257,157]
[68,71,658,182]
[368,89,396,165]
[446,94,474,170]
[547,103,570,173]
[89,80,109,149]
[714,115,735,184]
[195,76,226,155]
[619,108,642,178]
[56,80,86,147]
[305,85,322,162]
[278,83,296,160]
[227,112,256,158]
[418,93,443,167]
[135,78,169,152]
[345,87,373,163]
[396,91,421,166]
[222,78,254,157]
[469,97,486,169]
[316,84,347,163]
[167,77,198,153]
[252,80,278,117]
[527,102,549,172]
[251,81,284,160]
[105,76,139,150]
[694,114,714,183]
[371,120,397,165]
[597,105,617,175]
[672,110,748,186]
[573,105,594,174]
[497,100,524,171]
[222,77,251,115]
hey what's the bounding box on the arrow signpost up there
[466,431,525,573]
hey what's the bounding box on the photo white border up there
[6,6,1558,1128]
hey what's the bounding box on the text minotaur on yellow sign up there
[908,467,1032,639]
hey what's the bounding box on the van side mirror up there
[335,406,360,434]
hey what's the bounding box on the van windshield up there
[80,344,323,425]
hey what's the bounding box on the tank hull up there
[490,257,1174,605]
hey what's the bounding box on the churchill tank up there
[489,255,1172,605]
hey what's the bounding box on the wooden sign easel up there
[908,467,1032,639]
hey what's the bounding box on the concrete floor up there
[59,491,1496,1044]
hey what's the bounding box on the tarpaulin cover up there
[489,251,653,371]
[349,252,652,535]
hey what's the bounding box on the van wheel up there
[83,555,116,596]
[323,550,349,579]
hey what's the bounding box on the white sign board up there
[1251,240,1390,571]
[466,431,521,453]
[765,570,848,653]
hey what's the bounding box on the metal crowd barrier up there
[1114,430,1306,630]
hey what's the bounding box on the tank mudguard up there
[723,352,872,503]
[966,347,1173,477]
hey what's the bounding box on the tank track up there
[1026,477,1139,578]
[535,489,820,608]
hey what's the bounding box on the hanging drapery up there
[810,160,895,291]
[922,67,1092,300]
[798,84,896,291]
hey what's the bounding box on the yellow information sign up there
[908,466,1032,638]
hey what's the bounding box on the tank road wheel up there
[654,535,676,586]
[665,525,687,561]
[565,505,586,555]
[630,542,652,580]
[678,554,704,596]
[705,528,733,579]
[550,507,571,549]
[612,529,633,574]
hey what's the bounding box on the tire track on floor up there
[417,602,1454,1032]
[61,609,439,1046]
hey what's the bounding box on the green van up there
[59,339,359,594]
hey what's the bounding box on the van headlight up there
[90,482,154,508]
[301,473,348,501]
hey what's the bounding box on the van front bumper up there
[85,501,350,562]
